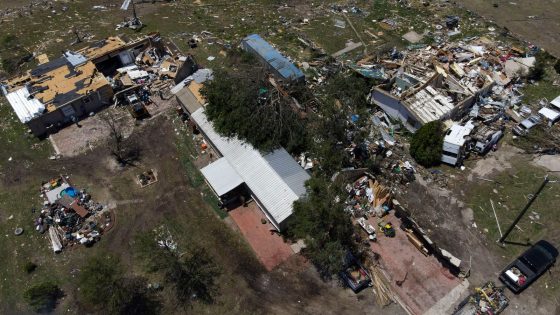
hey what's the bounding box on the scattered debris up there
[36,176,112,252]
[453,282,509,315]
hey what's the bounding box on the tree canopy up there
[134,231,221,307]
[201,67,307,153]
[78,253,160,315]
[290,177,356,279]
[410,120,444,167]
[23,281,62,313]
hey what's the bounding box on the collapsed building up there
[1,33,196,136]
[369,46,495,132]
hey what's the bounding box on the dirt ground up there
[460,0,560,57]
[398,143,560,315]
[0,104,407,314]
[369,212,466,315]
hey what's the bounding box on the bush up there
[554,59,560,75]
[23,282,62,312]
[23,262,37,274]
[410,121,444,167]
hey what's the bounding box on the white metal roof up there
[200,157,244,196]
[551,95,560,110]
[6,87,46,123]
[191,108,310,228]
[406,88,455,124]
[444,121,475,146]
[538,107,560,121]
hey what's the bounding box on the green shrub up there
[554,59,560,75]
[410,121,444,167]
[23,261,37,274]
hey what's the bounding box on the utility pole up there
[498,176,549,245]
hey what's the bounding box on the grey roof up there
[191,108,310,229]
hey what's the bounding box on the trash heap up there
[36,176,112,252]
[453,282,509,315]
[344,173,392,219]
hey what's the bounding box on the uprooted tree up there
[410,120,444,167]
[101,113,140,166]
[289,177,356,279]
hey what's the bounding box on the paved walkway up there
[229,202,294,271]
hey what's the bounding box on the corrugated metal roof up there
[6,87,46,123]
[551,95,560,110]
[191,108,310,229]
[201,157,244,196]
[539,107,560,121]
[242,34,304,81]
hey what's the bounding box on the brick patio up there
[229,202,294,271]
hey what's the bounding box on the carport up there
[200,157,244,198]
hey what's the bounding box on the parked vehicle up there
[499,240,558,293]
[512,115,541,136]
[474,129,504,155]
[339,252,371,293]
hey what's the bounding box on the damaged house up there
[1,33,196,136]
[369,44,495,132]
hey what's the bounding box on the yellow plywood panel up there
[188,82,206,104]
[36,54,49,65]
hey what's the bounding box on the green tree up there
[410,121,444,167]
[23,281,62,312]
[290,177,355,279]
[201,68,307,153]
[108,276,161,315]
[134,231,221,307]
[528,51,549,81]
[79,253,160,314]
[23,261,37,274]
[166,248,220,304]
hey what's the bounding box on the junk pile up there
[453,282,509,315]
[344,173,392,219]
[36,176,112,253]
[137,169,158,187]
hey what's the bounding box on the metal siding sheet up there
[191,108,309,225]
[6,87,46,123]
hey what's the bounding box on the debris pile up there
[453,282,509,315]
[36,176,112,252]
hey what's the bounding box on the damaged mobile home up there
[174,71,310,231]
[1,33,196,136]
[369,48,494,132]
